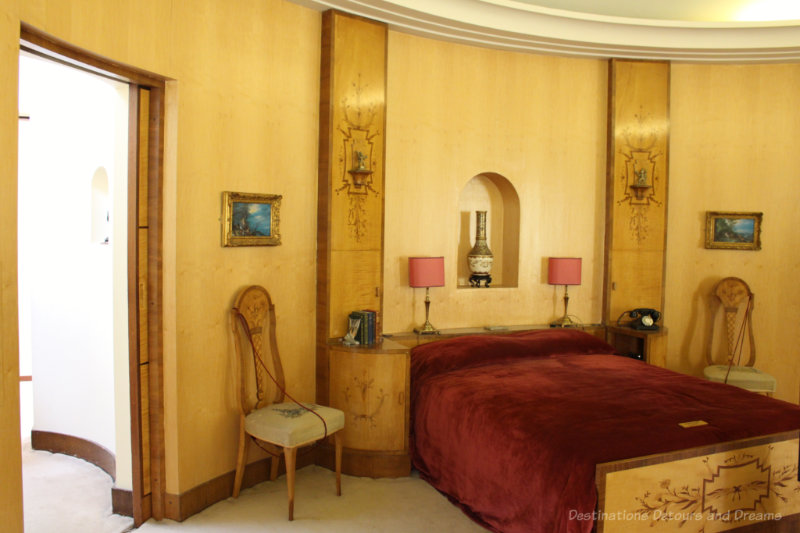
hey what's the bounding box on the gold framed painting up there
[704,211,762,250]
[222,191,282,247]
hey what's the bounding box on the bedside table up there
[605,325,668,367]
[326,338,410,477]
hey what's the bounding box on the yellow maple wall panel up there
[383,32,608,332]
[607,250,665,324]
[11,0,322,495]
[666,63,800,403]
[329,250,382,338]
[0,4,24,531]
[329,14,386,253]
[169,0,321,490]
[17,0,173,77]
[606,60,669,323]
[318,12,387,340]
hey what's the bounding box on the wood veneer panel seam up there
[316,9,336,406]
[145,85,167,521]
[602,59,615,323]
[127,84,148,527]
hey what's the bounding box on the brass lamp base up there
[415,287,440,335]
[550,315,577,328]
[550,285,577,327]
[414,320,440,335]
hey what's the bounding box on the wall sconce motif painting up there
[616,111,664,244]
[222,191,282,247]
[705,211,762,250]
[335,76,380,243]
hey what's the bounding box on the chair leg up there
[284,447,297,521]
[270,453,280,481]
[232,421,249,498]
[334,431,342,496]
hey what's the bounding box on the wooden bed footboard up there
[595,431,800,532]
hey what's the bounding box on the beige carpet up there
[137,466,487,532]
[22,436,486,533]
[20,382,484,532]
[22,437,135,533]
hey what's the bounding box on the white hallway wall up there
[17,52,132,490]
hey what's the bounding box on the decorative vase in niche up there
[468,210,493,287]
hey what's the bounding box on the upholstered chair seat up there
[244,402,345,448]
[703,365,777,394]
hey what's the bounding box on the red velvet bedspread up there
[410,329,800,533]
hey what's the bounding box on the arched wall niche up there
[457,172,520,288]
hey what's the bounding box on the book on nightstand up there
[348,310,377,345]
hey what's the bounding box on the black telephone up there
[620,308,661,331]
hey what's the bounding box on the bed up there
[409,328,800,533]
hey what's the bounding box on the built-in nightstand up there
[326,338,410,478]
[387,323,606,348]
[605,325,668,367]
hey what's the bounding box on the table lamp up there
[548,257,581,327]
[409,256,445,334]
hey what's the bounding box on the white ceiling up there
[288,0,800,62]
[505,0,800,23]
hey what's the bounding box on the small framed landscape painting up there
[704,211,762,250]
[222,191,282,247]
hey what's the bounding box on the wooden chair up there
[230,285,344,520]
[703,277,776,396]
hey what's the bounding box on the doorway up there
[19,24,167,527]
[18,44,132,503]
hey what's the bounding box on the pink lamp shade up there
[408,257,445,288]
[548,257,582,286]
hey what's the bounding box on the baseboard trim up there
[111,487,133,517]
[164,449,317,522]
[30,430,137,517]
[31,429,116,480]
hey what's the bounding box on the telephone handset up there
[618,308,661,331]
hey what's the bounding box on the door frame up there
[19,23,167,526]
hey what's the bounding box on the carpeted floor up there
[137,466,487,533]
[20,382,485,532]
[22,436,485,533]
[22,437,135,533]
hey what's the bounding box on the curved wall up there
[2,4,800,532]
[383,32,607,332]
[665,62,800,401]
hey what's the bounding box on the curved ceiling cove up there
[497,0,800,23]
[289,0,800,62]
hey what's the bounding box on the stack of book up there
[348,310,378,345]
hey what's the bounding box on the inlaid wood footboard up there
[595,431,800,532]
